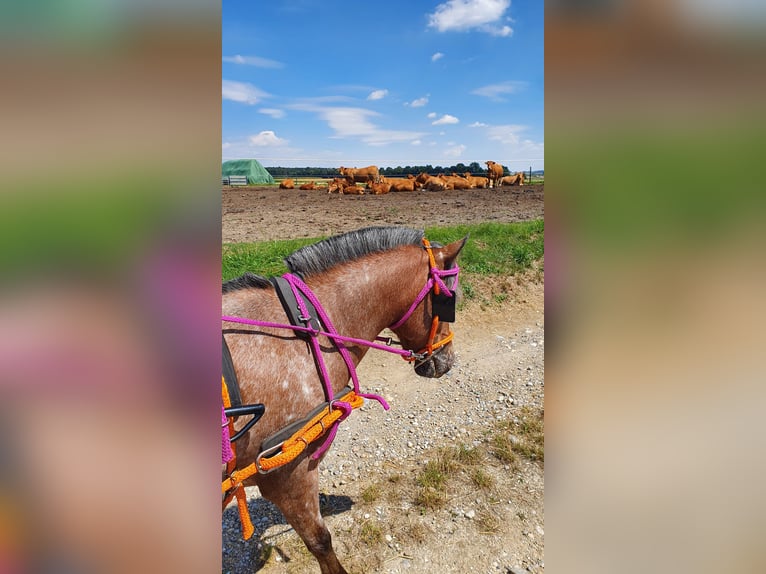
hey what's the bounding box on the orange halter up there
[401,238,457,362]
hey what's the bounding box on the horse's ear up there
[437,235,469,267]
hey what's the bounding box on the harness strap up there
[222,334,242,408]
[270,276,322,341]
[221,391,365,485]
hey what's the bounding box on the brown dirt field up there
[222,184,544,243]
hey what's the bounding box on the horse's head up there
[391,235,468,378]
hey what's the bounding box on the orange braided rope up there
[256,391,364,473]
[222,377,255,540]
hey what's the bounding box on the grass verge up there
[222,221,544,304]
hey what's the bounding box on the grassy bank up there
[222,220,544,304]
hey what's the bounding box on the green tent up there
[222,159,275,185]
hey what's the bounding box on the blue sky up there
[222,0,543,170]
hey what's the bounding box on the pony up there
[222,226,467,574]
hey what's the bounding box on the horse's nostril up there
[414,360,436,378]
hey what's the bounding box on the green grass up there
[489,407,544,465]
[222,221,544,283]
[359,521,383,545]
[361,483,382,504]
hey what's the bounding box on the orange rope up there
[221,392,366,485]
[222,377,254,540]
[256,391,364,473]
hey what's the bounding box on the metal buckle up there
[298,315,321,334]
[255,442,285,474]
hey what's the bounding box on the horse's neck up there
[307,247,426,346]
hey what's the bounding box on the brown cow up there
[298,181,317,190]
[279,178,295,189]
[423,176,447,191]
[339,165,380,184]
[414,172,431,187]
[463,172,489,189]
[389,178,416,192]
[485,161,504,188]
[369,181,391,195]
[500,172,526,186]
[328,178,364,195]
[441,173,471,190]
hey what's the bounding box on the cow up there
[328,178,364,195]
[389,178,416,192]
[485,161,504,188]
[299,181,317,190]
[339,165,380,184]
[423,176,447,191]
[414,172,431,189]
[500,172,525,186]
[279,178,295,189]
[463,172,490,189]
[369,181,391,195]
[441,173,472,190]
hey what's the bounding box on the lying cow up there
[298,181,317,190]
[279,178,295,189]
[328,178,364,195]
[423,176,447,191]
[441,173,472,190]
[463,172,489,189]
[368,181,391,195]
[500,172,525,186]
[388,178,416,192]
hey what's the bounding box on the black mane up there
[222,226,424,292]
[222,272,271,294]
[285,226,424,277]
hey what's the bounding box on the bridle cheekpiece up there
[388,238,460,362]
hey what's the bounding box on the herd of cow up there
[277,160,527,195]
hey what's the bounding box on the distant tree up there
[468,162,481,174]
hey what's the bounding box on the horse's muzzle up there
[414,344,454,378]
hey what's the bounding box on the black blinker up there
[432,292,456,323]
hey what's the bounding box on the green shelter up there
[222,159,275,185]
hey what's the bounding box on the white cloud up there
[409,96,429,107]
[469,121,489,127]
[443,144,467,157]
[367,89,389,101]
[249,131,288,146]
[432,114,460,125]
[486,124,526,145]
[427,0,512,35]
[291,104,426,146]
[484,124,545,159]
[431,52,444,62]
[411,140,422,146]
[222,80,269,105]
[471,81,528,101]
[223,55,284,68]
[427,112,437,119]
[259,108,286,119]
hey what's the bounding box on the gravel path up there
[223,282,544,574]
